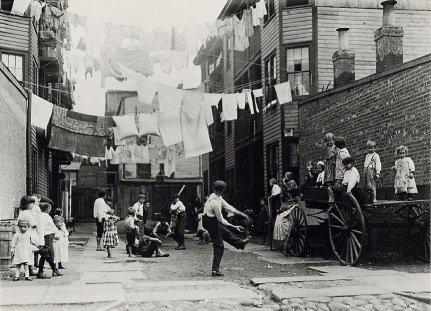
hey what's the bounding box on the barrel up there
[0,219,17,270]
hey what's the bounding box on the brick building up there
[0,1,73,217]
[195,0,431,209]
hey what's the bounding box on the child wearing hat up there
[342,157,360,194]
[315,161,325,187]
[10,219,38,281]
[101,209,120,258]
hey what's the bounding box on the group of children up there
[309,133,418,201]
[11,195,69,281]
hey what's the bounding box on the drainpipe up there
[25,88,32,195]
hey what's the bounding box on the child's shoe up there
[25,277,32,281]
[58,263,66,269]
[12,277,19,281]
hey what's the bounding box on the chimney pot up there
[381,0,397,26]
[337,28,350,51]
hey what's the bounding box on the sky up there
[67,0,225,116]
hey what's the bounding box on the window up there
[286,0,308,6]
[264,0,276,24]
[286,47,310,96]
[264,53,277,103]
[1,53,24,81]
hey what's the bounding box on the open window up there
[286,46,310,96]
[264,53,277,104]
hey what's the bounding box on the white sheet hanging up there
[11,0,31,16]
[236,92,246,109]
[243,89,255,115]
[137,75,157,105]
[181,106,212,159]
[274,81,293,105]
[157,84,184,146]
[31,94,53,131]
[164,145,177,177]
[221,94,238,121]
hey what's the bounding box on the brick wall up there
[299,55,431,198]
[0,61,27,219]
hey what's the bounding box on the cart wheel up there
[328,192,366,266]
[408,203,430,263]
[284,205,307,256]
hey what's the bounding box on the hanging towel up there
[253,88,263,98]
[112,115,138,140]
[182,91,204,119]
[11,0,31,15]
[243,89,255,115]
[233,15,249,52]
[138,113,160,137]
[164,145,176,177]
[243,9,254,37]
[204,93,222,107]
[105,147,114,160]
[215,19,228,37]
[181,106,212,159]
[31,94,53,130]
[137,75,157,105]
[157,84,184,146]
[236,92,246,109]
[221,94,238,121]
[274,81,293,105]
[113,127,126,146]
[30,0,45,22]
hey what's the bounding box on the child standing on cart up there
[392,145,417,200]
[363,140,381,203]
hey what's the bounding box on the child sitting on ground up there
[124,207,139,257]
[152,216,172,239]
[10,219,38,281]
[392,145,417,201]
[342,157,360,194]
[363,140,381,203]
[53,210,69,269]
[137,235,169,258]
[101,209,120,258]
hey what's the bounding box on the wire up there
[20,80,72,96]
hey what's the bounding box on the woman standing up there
[203,180,250,276]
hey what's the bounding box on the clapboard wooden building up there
[195,0,431,210]
[0,0,73,213]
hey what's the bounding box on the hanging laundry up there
[139,30,157,52]
[164,145,176,177]
[110,148,120,165]
[154,28,172,51]
[206,22,218,39]
[30,0,45,22]
[152,50,173,73]
[105,146,114,160]
[157,84,184,146]
[11,0,31,16]
[243,89,255,115]
[226,17,235,36]
[135,145,150,164]
[182,90,204,119]
[205,103,214,126]
[204,93,222,107]
[130,26,141,41]
[183,25,204,53]
[31,94,53,131]
[105,23,123,47]
[111,45,153,76]
[181,105,212,159]
[112,115,138,140]
[233,15,249,52]
[49,106,109,157]
[170,50,188,71]
[243,9,254,37]
[215,19,227,37]
[71,49,85,74]
[113,127,126,146]
[172,28,186,50]
[274,81,293,105]
[138,113,160,137]
[253,88,263,98]
[90,157,100,165]
[215,53,222,67]
[137,75,157,105]
[121,25,133,40]
[236,92,246,109]
[77,37,86,51]
[221,94,238,121]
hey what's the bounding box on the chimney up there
[374,0,403,73]
[332,28,355,88]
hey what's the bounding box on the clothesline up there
[21,80,72,96]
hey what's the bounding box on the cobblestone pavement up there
[1,224,430,311]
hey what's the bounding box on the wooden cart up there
[282,187,430,265]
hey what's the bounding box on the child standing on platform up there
[101,209,120,258]
[124,207,139,256]
[324,133,337,185]
[10,219,38,281]
[392,145,417,200]
[335,137,351,185]
[363,140,381,203]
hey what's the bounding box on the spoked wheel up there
[328,192,366,265]
[284,205,307,256]
[407,203,430,263]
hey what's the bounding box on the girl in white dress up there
[53,211,69,269]
[392,145,417,200]
[10,219,38,281]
